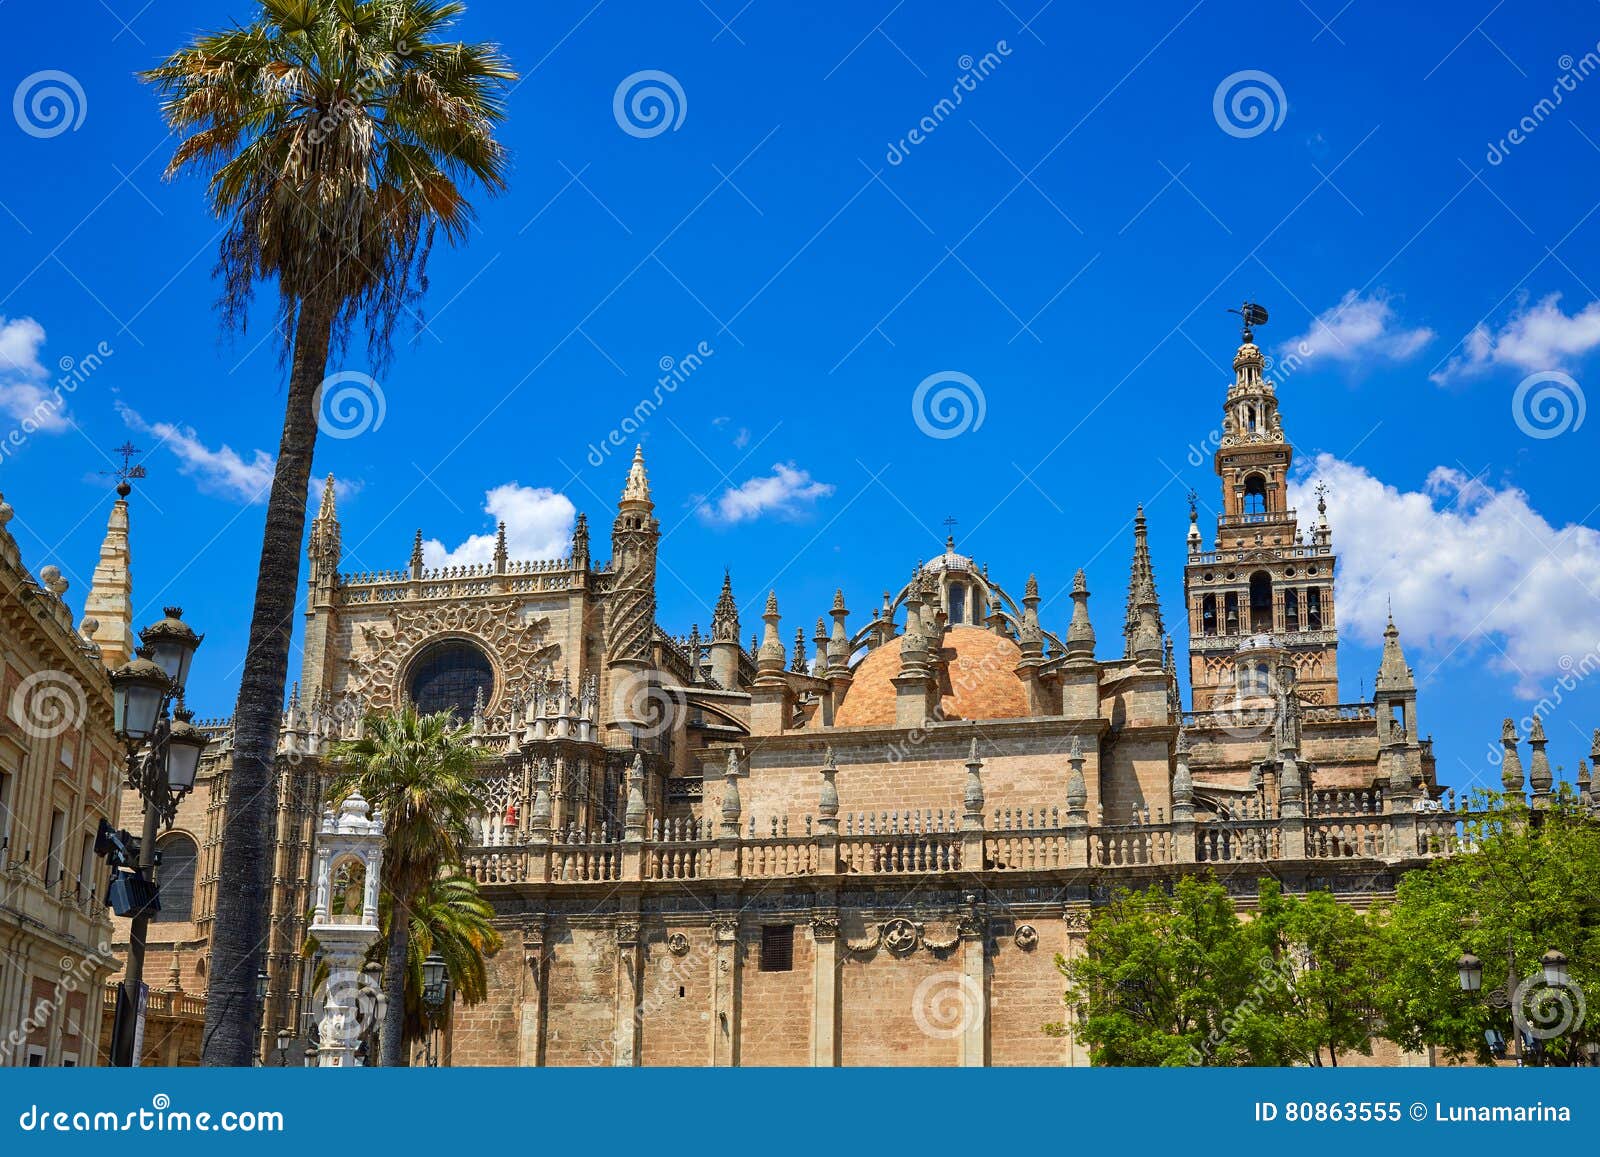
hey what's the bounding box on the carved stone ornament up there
[614,920,640,946]
[345,598,561,712]
[1014,924,1039,951]
[810,915,841,942]
[1063,908,1091,930]
[712,915,739,940]
[882,917,919,957]
[666,932,691,956]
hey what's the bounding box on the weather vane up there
[102,441,148,496]
[1227,300,1269,343]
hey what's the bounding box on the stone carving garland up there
[345,598,561,712]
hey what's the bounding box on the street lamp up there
[421,951,450,1067]
[1455,938,1580,1066]
[103,608,204,1069]
[1456,953,1483,992]
[1541,950,1570,988]
[256,969,270,1004]
[275,1029,292,1067]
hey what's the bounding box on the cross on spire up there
[101,441,147,496]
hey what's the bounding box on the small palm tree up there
[400,872,503,1048]
[142,0,514,1066]
[328,706,486,1065]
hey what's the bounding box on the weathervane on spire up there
[943,515,958,549]
[1227,300,1270,343]
[101,441,147,497]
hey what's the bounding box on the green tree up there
[142,0,514,1066]
[1373,790,1600,1064]
[398,872,503,1046]
[1054,876,1284,1066]
[328,706,487,1065]
[1249,879,1379,1066]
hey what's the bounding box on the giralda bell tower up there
[1183,304,1341,712]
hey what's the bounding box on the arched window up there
[1249,571,1273,633]
[1243,474,1267,516]
[1201,595,1217,636]
[407,639,495,720]
[1284,588,1299,632]
[949,584,966,625]
[154,833,198,924]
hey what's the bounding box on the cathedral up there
[120,321,1573,1068]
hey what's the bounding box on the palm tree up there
[142,1,514,1065]
[327,706,486,1065]
[399,872,503,1052]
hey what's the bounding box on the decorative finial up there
[102,441,147,498]
[1227,300,1269,344]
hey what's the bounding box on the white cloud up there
[1288,454,1600,696]
[1277,290,1433,365]
[423,483,575,567]
[117,402,275,503]
[1431,293,1600,383]
[0,315,70,433]
[696,463,834,525]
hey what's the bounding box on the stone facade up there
[0,489,128,1066]
[133,326,1598,1066]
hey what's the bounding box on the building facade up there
[0,488,131,1066]
[131,326,1596,1066]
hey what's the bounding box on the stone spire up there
[570,512,590,570]
[817,747,840,835]
[1125,506,1163,665]
[493,519,508,574]
[1578,758,1592,807]
[1172,729,1194,821]
[827,589,850,673]
[1374,612,1415,694]
[621,443,651,506]
[719,748,742,838]
[1019,574,1043,660]
[1528,715,1553,800]
[961,738,985,831]
[82,486,134,669]
[790,627,809,674]
[1499,719,1524,795]
[711,570,739,641]
[757,591,785,675]
[811,617,828,675]
[410,529,425,578]
[1065,569,1095,663]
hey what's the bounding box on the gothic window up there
[1249,571,1273,633]
[1243,473,1267,516]
[1201,595,1217,636]
[154,833,198,923]
[1223,592,1239,634]
[406,639,495,720]
[1284,588,1299,632]
[760,924,794,972]
[1307,588,1323,630]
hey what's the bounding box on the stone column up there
[1062,905,1091,1066]
[516,918,547,1067]
[611,915,642,1066]
[710,914,740,1066]
[956,895,989,1067]
[809,913,840,1067]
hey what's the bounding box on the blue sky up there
[3,0,1599,794]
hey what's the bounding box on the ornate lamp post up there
[307,793,384,1066]
[421,951,450,1066]
[104,607,203,1068]
[1457,937,1587,1066]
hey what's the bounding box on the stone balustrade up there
[456,792,1502,887]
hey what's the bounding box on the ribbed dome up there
[833,626,1030,727]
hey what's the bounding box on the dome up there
[833,626,1030,727]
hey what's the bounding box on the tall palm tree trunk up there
[382,903,410,1067]
[201,288,335,1066]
